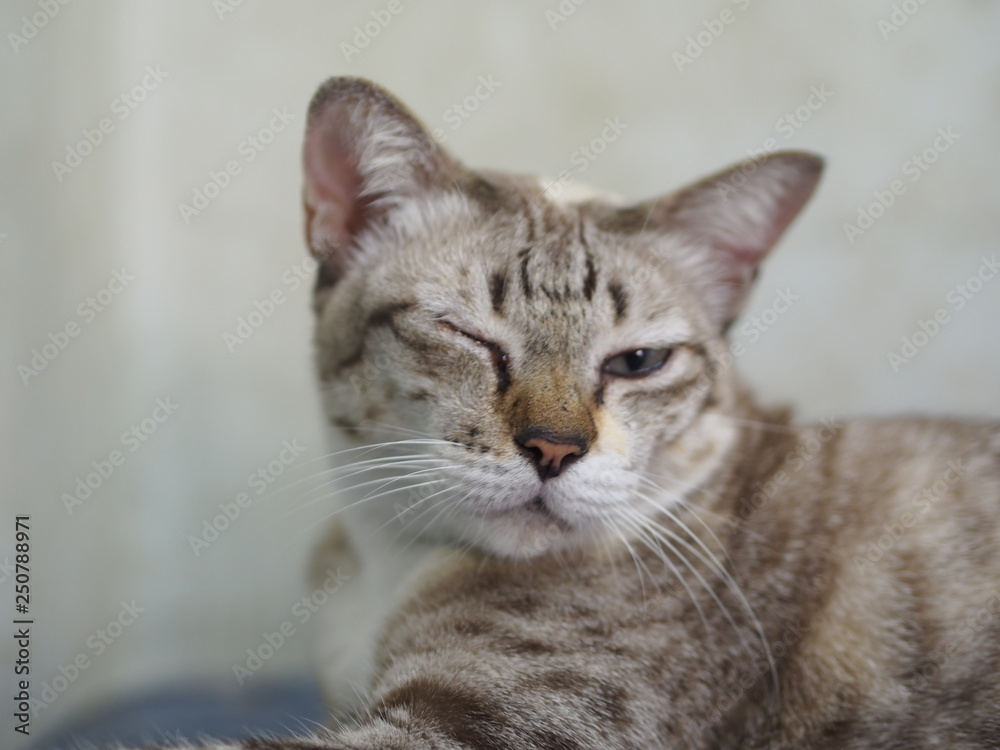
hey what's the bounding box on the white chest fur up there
[309,488,448,718]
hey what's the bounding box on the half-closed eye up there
[602,348,672,378]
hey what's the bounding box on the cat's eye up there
[602,348,672,377]
[439,321,511,391]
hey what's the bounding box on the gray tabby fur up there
[112,78,1000,749]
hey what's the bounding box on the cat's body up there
[310,413,1000,749]
[116,78,1000,749]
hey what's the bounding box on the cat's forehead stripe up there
[607,281,628,322]
[489,270,508,315]
[582,252,598,302]
[518,246,533,300]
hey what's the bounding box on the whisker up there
[637,473,768,544]
[283,467,456,530]
[288,459,452,509]
[384,485,462,544]
[271,455,449,500]
[602,512,652,604]
[629,498,777,690]
[635,477,733,561]
[615,509,710,632]
[284,437,464,472]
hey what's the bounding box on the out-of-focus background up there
[2,1,999,746]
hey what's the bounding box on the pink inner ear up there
[716,164,821,275]
[303,121,364,252]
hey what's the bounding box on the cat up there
[115,77,1000,749]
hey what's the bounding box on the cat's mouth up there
[480,494,573,531]
[526,496,571,529]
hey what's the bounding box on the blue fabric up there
[31,677,328,750]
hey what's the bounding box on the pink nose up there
[516,431,586,480]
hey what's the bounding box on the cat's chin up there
[455,496,605,559]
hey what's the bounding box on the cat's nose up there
[515,429,587,480]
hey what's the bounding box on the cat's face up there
[304,78,821,557]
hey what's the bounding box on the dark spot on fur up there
[581,622,612,639]
[534,671,630,731]
[503,590,540,616]
[518,247,533,299]
[524,208,539,243]
[462,175,513,215]
[451,617,493,637]
[407,390,433,402]
[505,637,557,656]
[332,300,415,373]
[332,416,360,437]
[367,300,414,330]
[656,717,680,740]
[537,669,591,693]
[375,677,509,750]
[526,729,583,750]
[815,717,861,745]
[313,259,337,291]
[583,252,598,301]
[489,343,512,393]
[608,281,628,321]
[489,270,508,314]
[595,680,630,729]
[542,283,567,303]
[331,345,364,374]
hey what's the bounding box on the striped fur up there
[109,79,1000,749]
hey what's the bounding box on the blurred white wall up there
[2,0,999,743]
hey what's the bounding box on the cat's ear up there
[303,77,459,287]
[638,151,823,330]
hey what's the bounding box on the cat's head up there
[303,78,821,558]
